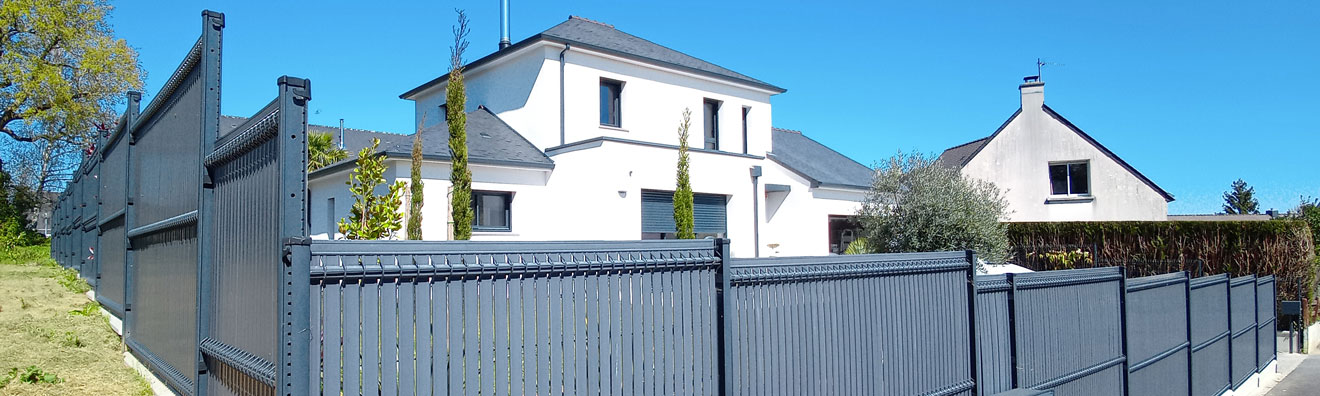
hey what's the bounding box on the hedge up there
[1006,220,1318,313]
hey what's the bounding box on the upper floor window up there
[1049,161,1090,195]
[600,79,622,127]
[741,106,751,154]
[472,190,513,232]
[703,98,721,150]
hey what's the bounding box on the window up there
[1049,162,1090,195]
[600,79,622,127]
[640,190,727,239]
[471,191,512,231]
[326,198,335,236]
[703,99,721,150]
[741,106,750,154]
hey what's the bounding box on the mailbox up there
[1282,300,1302,316]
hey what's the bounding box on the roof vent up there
[499,0,511,50]
[1023,75,1040,83]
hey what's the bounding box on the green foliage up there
[2,366,64,387]
[407,132,424,240]
[1,159,43,248]
[447,10,473,240]
[68,301,98,316]
[307,132,347,171]
[857,151,1010,262]
[1222,179,1260,214]
[55,267,88,293]
[336,139,406,240]
[672,108,695,239]
[0,0,143,145]
[842,238,871,255]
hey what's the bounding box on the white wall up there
[758,160,866,257]
[960,85,1169,221]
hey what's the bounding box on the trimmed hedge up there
[1007,220,1318,307]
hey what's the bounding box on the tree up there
[307,132,347,171]
[857,151,1011,263]
[336,139,405,240]
[672,108,695,239]
[0,0,143,144]
[447,10,473,240]
[1,134,81,199]
[0,158,41,248]
[406,131,423,240]
[1222,179,1260,215]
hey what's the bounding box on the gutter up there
[559,44,570,146]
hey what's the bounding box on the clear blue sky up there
[110,1,1318,215]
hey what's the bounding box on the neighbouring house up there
[295,16,874,257]
[937,78,1174,222]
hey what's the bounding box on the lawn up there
[0,244,151,395]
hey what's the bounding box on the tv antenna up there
[1037,58,1065,79]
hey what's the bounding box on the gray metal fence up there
[1190,274,1231,396]
[726,252,977,396]
[1125,272,1191,396]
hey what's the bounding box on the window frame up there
[741,106,751,154]
[471,190,514,232]
[599,78,623,128]
[703,98,721,150]
[1047,160,1092,197]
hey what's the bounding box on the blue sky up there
[109,1,1317,214]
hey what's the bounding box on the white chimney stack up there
[1020,76,1044,110]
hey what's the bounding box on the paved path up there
[1266,355,1320,395]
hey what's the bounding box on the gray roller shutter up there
[640,190,727,234]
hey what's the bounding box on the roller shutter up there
[640,189,727,234]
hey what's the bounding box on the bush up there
[1007,220,1317,303]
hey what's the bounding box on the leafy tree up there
[0,0,143,144]
[857,151,1010,263]
[336,139,405,240]
[0,159,41,248]
[1222,179,1260,215]
[1,134,81,199]
[672,108,694,239]
[406,131,423,240]
[447,10,473,240]
[307,132,347,171]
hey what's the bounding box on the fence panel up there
[1125,272,1191,396]
[727,251,976,396]
[975,274,1014,395]
[1257,276,1276,373]
[202,76,311,396]
[1012,267,1125,395]
[308,239,721,396]
[96,110,134,316]
[1190,274,1231,396]
[1229,276,1257,390]
[122,12,223,395]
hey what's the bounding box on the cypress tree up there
[673,108,695,239]
[447,10,473,240]
[407,131,424,240]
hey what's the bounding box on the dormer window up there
[703,98,721,150]
[600,79,622,127]
[1049,161,1090,195]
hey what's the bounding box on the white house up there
[288,16,874,257]
[937,78,1174,221]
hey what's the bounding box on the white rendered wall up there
[960,87,1169,221]
[758,160,866,256]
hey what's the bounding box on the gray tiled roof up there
[936,137,990,170]
[401,16,785,99]
[223,107,553,176]
[769,128,874,190]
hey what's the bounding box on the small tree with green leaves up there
[307,132,347,171]
[1222,179,1260,215]
[447,9,473,240]
[673,108,695,239]
[406,131,424,240]
[337,139,405,240]
[858,151,1010,263]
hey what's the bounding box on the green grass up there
[0,244,151,395]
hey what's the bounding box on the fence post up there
[715,238,732,396]
[194,10,224,396]
[1184,271,1193,396]
[965,250,979,395]
[1007,272,1018,389]
[121,91,141,334]
[1119,266,1130,396]
[276,75,312,396]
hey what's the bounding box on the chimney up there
[498,0,511,50]
[1020,76,1044,109]
[338,118,345,149]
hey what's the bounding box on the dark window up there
[1048,162,1090,195]
[703,99,721,150]
[600,79,622,127]
[326,198,335,236]
[471,191,512,231]
[741,106,750,154]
